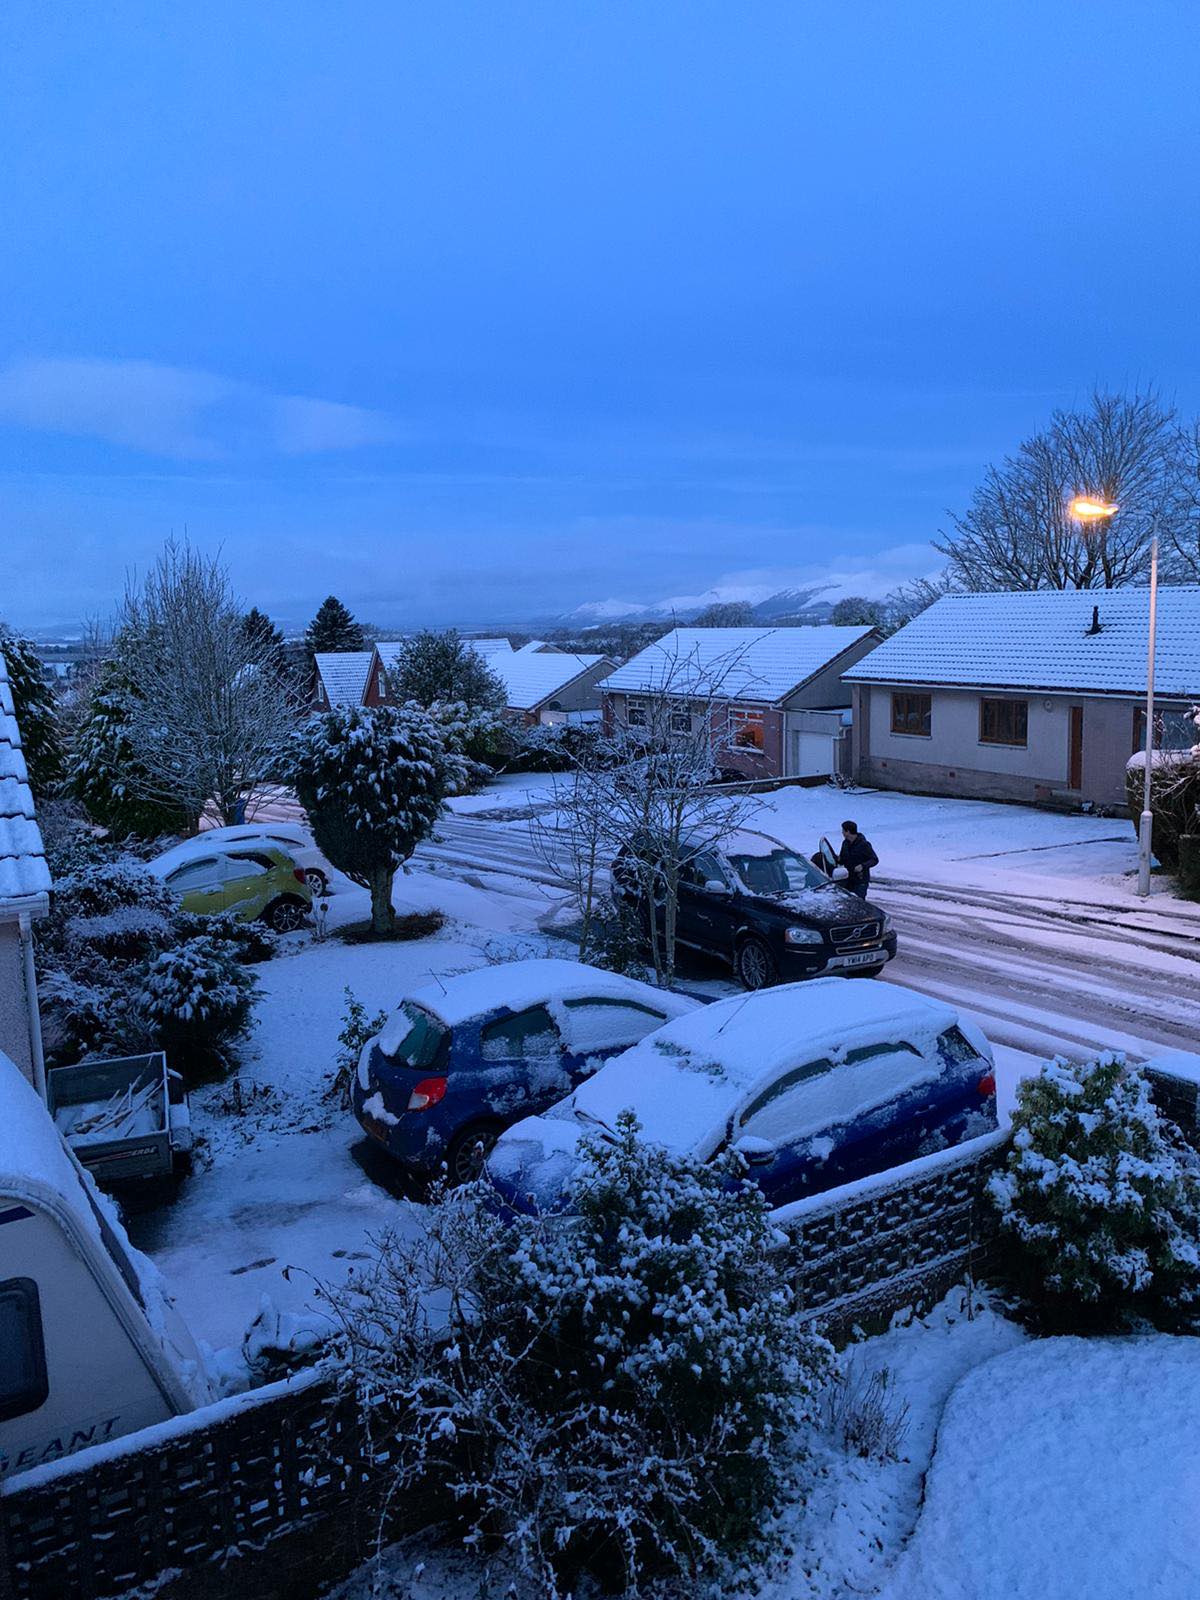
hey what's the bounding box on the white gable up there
[490,651,608,712]
[601,626,877,704]
[844,588,1200,697]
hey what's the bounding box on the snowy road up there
[418,815,1200,1065]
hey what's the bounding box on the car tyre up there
[265,896,308,934]
[736,936,778,991]
[303,868,328,895]
[445,1124,500,1186]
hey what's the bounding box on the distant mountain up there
[559,570,904,628]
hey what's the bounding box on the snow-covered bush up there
[503,720,604,774]
[332,1112,832,1596]
[37,858,261,1078]
[174,908,278,965]
[135,939,258,1077]
[584,892,651,978]
[989,1053,1200,1331]
[426,699,511,793]
[291,704,450,936]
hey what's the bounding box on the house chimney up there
[1086,604,1102,636]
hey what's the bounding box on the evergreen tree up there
[390,629,506,711]
[0,627,64,797]
[241,606,287,659]
[830,596,884,627]
[70,637,187,837]
[990,1052,1200,1331]
[290,704,449,935]
[305,596,366,657]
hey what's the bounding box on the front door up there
[1068,705,1084,791]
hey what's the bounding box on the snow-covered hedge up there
[333,1112,832,1596]
[989,1053,1200,1332]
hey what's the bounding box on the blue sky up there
[1,1,1198,630]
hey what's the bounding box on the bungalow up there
[600,626,882,781]
[0,650,50,1095]
[843,587,1200,810]
[312,650,374,710]
[489,650,615,726]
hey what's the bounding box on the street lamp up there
[1068,494,1158,897]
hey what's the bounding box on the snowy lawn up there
[877,1335,1200,1600]
[127,864,566,1353]
[443,772,560,816]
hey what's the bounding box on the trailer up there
[0,1047,210,1478]
[46,1052,192,1184]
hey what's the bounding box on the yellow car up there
[153,845,313,932]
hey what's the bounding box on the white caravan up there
[0,1049,210,1480]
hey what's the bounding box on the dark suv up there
[613,828,896,990]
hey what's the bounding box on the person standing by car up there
[838,820,878,898]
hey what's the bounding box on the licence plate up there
[830,949,882,970]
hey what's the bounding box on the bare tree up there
[535,640,761,984]
[936,390,1180,592]
[1166,419,1200,581]
[885,568,959,625]
[119,541,300,830]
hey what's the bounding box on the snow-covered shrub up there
[291,704,450,936]
[174,908,277,965]
[584,892,651,978]
[333,1112,832,1596]
[989,1053,1200,1332]
[503,720,604,774]
[135,939,258,1078]
[328,986,389,1104]
[426,700,511,793]
[37,858,262,1078]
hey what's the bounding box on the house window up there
[670,711,691,735]
[1133,707,1196,753]
[891,691,932,738]
[729,707,765,751]
[979,698,1028,747]
[626,700,647,728]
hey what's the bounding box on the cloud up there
[0,357,400,460]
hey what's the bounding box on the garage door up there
[789,731,835,779]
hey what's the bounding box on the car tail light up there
[977,1073,996,1097]
[407,1077,448,1112]
[293,867,307,886]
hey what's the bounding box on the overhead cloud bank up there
[0,357,400,459]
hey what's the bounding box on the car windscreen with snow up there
[723,841,826,896]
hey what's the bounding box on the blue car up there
[487,978,999,1215]
[351,958,698,1184]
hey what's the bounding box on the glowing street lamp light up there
[1069,492,1158,897]
[1068,494,1119,522]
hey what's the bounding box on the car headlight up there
[880,913,894,934]
[784,925,824,946]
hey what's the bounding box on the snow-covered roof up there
[0,647,50,915]
[601,626,878,704]
[0,1047,97,1224]
[490,651,609,712]
[388,958,694,1038]
[314,651,373,706]
[465,638,514,658]
[372,641,406,674]
[570,979,960,1157]
[844,587,1200,697]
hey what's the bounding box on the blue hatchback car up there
[487,978,999,1216]
[351,958,697,1184]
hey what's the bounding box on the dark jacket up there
[838,833,878,884]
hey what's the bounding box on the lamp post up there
[1068,495,1157,897]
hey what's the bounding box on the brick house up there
[0,650,50,1095]
[843,587,1200,809]
[600,626,882,781]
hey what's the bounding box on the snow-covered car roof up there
[568,978,961,1157]
[146,840,296,879]
[394,958,697,1033]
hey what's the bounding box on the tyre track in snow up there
[420,816,1200,1063]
